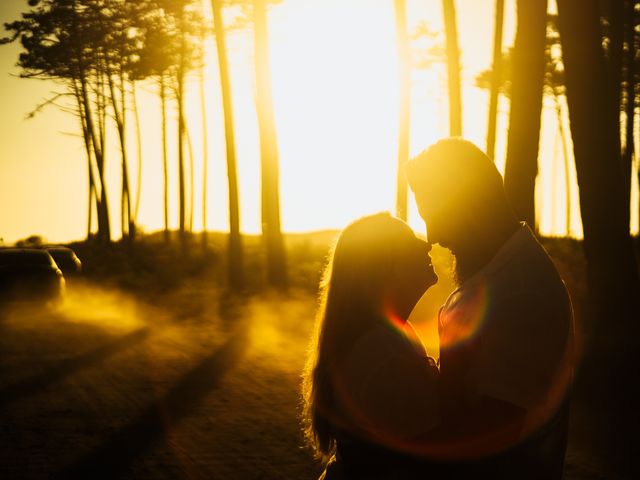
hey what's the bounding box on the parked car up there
[0,248,65,305]
[45,246,82,276]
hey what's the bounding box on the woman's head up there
[328,212,437,322]
[302,212,437,458]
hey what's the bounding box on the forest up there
[1,0,639,478]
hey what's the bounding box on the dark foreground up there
[0,236,637,479]
[0,282,323,479]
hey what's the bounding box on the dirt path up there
[0,280,634,479]
[0,284,321,479]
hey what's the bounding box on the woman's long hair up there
[301,213,418,459]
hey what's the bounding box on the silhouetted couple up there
[302,138,574,479]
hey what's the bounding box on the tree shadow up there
[0,327,150,409]
[55,328,247,479]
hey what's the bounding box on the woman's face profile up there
[332,214,437,320]
[388,233,438,319]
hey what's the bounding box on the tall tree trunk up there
[606,0,624,149]
[200,2,209,248]
[254,0,287,288]
[107,68,133,241]
[160,76,170,243]
[634,1,640,233]
[621,0,636,228]
[200,64,209,246]
[177,78,186,240]
[557,0,639,330]
[131,80,143,226]
[504,0,547,229]
[442,0,462,136]
[212,0,243,290]
[394,0,410,222]
[80,74,111,243]
[553,93,572,235]
[177,24,187,242]
[184,116,195,233]
[121,71,135,239]
[486,0,504,161]
[93,60,107,163]
[74,80,98,242]
[97,70,107,161]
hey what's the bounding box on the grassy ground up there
[0,232,637,479]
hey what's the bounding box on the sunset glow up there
[0,0,638,244]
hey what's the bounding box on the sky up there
[0,0,638,245]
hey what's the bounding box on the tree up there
[211,0,243,290]
[100,1,140,241]
[543,16,572,235]
[151,0,203,243]
[199,0,209,248]
[3,0,112,243]
[442,0,462,136]
[253,0,287,288]
[176,6,188,241]
[485,0,504,161]
[556,0,639,330]
[503,0,548,228]
[621,0,638,232]
[476,16,578,236]
[131,79,143,227]
[135,2,178,243]
[394,0,410,222]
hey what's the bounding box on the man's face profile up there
[416,192,459,253]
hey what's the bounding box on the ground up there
[0,279,324,479]
[0,234,637,479]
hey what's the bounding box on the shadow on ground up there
[55,329,247,479]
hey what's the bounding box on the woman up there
[302,213,440,479]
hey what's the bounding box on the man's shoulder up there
[490,231,569,304]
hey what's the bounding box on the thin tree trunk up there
[70,3,107,242]
[97,70,107,161]
[200,66,209,244]
[486,0,504,161]
[177,32,187,242]
[80,74,111,242]
[557,0,639,330]
[607,0,624,151]
[74,79,98,242]
[551,129,560,232]
[184,115,195,233]
[160,76,170,243]
[635,1,640,233]
[212,0,243,289]
[394,0,410,222]
[621,0,636,228]
[131,80,143,225]
[553,93,572,236]
[254,0,287,288]
[442,0,462,136]
[107,68,133,241]
[177,82,186,241]
[504,0,548,229]
[200,2,209,248]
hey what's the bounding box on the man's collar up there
[453,222,532,292]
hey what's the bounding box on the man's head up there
[406,138,517,282]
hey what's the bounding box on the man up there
[406,138,574,479]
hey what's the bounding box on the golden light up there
[1,0,638,244]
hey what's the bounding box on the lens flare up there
[318,287,574,462]
[439,281,490,350]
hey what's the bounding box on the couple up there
[302,138,574,479]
